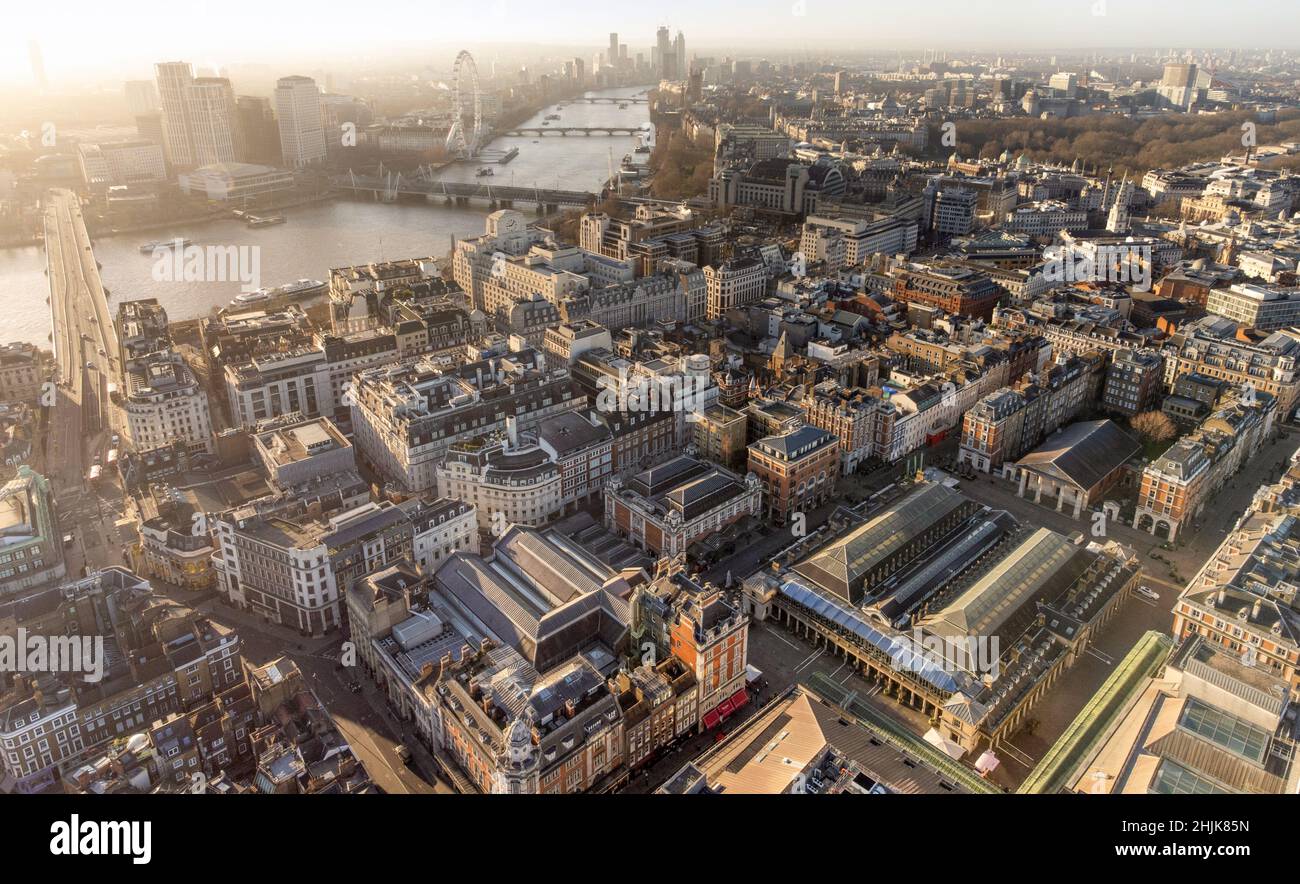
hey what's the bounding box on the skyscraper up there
[236,95,280,166]
[656,27,673,79]
[675,31,687,81]
[274,75,327,169]
[187,77,242,165]
[124,80,159,116]
[135,112,165,147]
[609,32,619,68]
[1158,62,1198,111]
[155,61,196,168]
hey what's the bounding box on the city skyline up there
[8,0,1300,88]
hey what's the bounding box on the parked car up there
[1135,585,1160,601]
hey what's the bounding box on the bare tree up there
[1131,410,1177,444]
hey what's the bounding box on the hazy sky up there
[7,0,1300,86]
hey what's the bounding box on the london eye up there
[445,50,483,158]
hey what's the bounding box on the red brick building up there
[747,425,840,524]
[668,591,750,731]
[592,407,678,477]
[606,456,762,556]
[614,658,698,769]
[891,264,1002,320]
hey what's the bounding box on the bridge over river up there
[333,169,599,211]
[563,96,649,104]
[505,126,646,137]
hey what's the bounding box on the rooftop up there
[1015,420,1140,492]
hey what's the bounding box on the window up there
[1178,698,1269,764]
[1150,759,1230,795]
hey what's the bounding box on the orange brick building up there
[605,456,762,557]
[747,425,840,525]
[668,591,750,730]
[891,265,1003,320]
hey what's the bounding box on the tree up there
[1131,411,1177,445]
[920,108,1300,177]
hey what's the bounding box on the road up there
[40,189,130,578]
[150,582,453,795]
[41,189,125,480]
[36,192,448,794]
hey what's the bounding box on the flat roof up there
[700,686,977,794]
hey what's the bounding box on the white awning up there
[923,727,967,760]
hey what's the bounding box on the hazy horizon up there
[7,0,1300,90]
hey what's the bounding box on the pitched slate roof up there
[664,472,746,521]
[922,527,1085,637]
[793,482,967,604]
[1016,420,1140,491]
[752,425,836,460]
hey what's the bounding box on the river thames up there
[3,86,650,347]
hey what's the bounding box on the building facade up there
[274,75,327,168]
[125,350,213,454]
[747,426,840,524]
[605,456,762,557]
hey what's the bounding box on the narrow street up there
[38,189,448,794]
[146,580,454,795]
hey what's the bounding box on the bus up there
[106,449,118,469]
[87,464,102,487]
